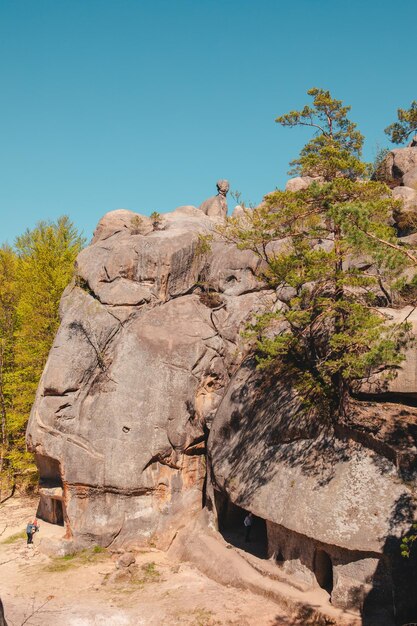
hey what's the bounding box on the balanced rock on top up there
[199,179,229,218]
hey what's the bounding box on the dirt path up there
[0,497,294,626]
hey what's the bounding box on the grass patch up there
[131,561,161,587]
[44,546,108,572]
[174,608,221,626]
[1,530,27,544]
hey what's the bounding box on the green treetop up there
[276,87,368,180]
[385,101,417,144]
[0,216,84,499]
[221,88,417,421]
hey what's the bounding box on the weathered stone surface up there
[208,358,417,617]
[209,359,412,553]
[92,209,153,243]
[26,170,417,620]
[392,185,417,212]
[382,147,417,183]
[27,207,274,549]
[285,176,322,192]
[403,166,417,191]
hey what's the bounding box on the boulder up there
[285,176,322,192]
[208,357,417,614]
[381,147,417,183]
[26,207,276,549]
[392,185,417,212]
[403,166,417,191]
[116,552,136,569]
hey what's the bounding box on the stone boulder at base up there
[208,357,417,621]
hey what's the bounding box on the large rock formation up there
[27,162,417,624]
[27,205,272,548]
[208,359,417,619]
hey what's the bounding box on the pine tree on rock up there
[221,88,417,422]
[385,101,417,145]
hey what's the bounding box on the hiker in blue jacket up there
[26,519,39,545]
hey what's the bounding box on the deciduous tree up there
[0,216,84,496]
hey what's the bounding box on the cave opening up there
[35,454,66,527]
[214,490,267,559]
[314,549,334,594]
[37,497,65,527]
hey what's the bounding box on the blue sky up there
[1,0,416,243]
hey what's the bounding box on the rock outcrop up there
[27,163,417,625]
[27,205,273,549]
[199,179,229,218]
[208,358,417,618]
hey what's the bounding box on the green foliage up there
[0,246,18,495]
[221,89,417,420]
[0,216,84,498]
[385,101,417,144]
[401,523,417,558]
[276,87,368,180]
[150,211,162,229]
[130,214,144,235]
[195,234,213,257]
[370,146,392,184]
[44,545,108,572]
[130,561,162,587]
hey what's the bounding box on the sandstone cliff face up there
[26,206,273,548]
[26,163,417,623]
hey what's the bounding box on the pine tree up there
[276,87,368,180]
[385,101,417,144]
[221,88,417,421]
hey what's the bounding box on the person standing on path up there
[244,512,253,542]
[26,518,39,545]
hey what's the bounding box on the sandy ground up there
[0,497,294,626]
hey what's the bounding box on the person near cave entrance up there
[26,518,39,545]
[244,512,253,542]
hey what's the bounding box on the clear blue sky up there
[1,0,416,243]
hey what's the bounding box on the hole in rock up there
[275,550,284,564]
[214,490,267,559]
[314,549,333,593]
[37,498,65,527]
[35,454,66,527]
[37,455,63,488]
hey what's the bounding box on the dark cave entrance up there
[214,490,267,559]
[37,497,65,526]
[35,454,66,527]
[314,549,334,594]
